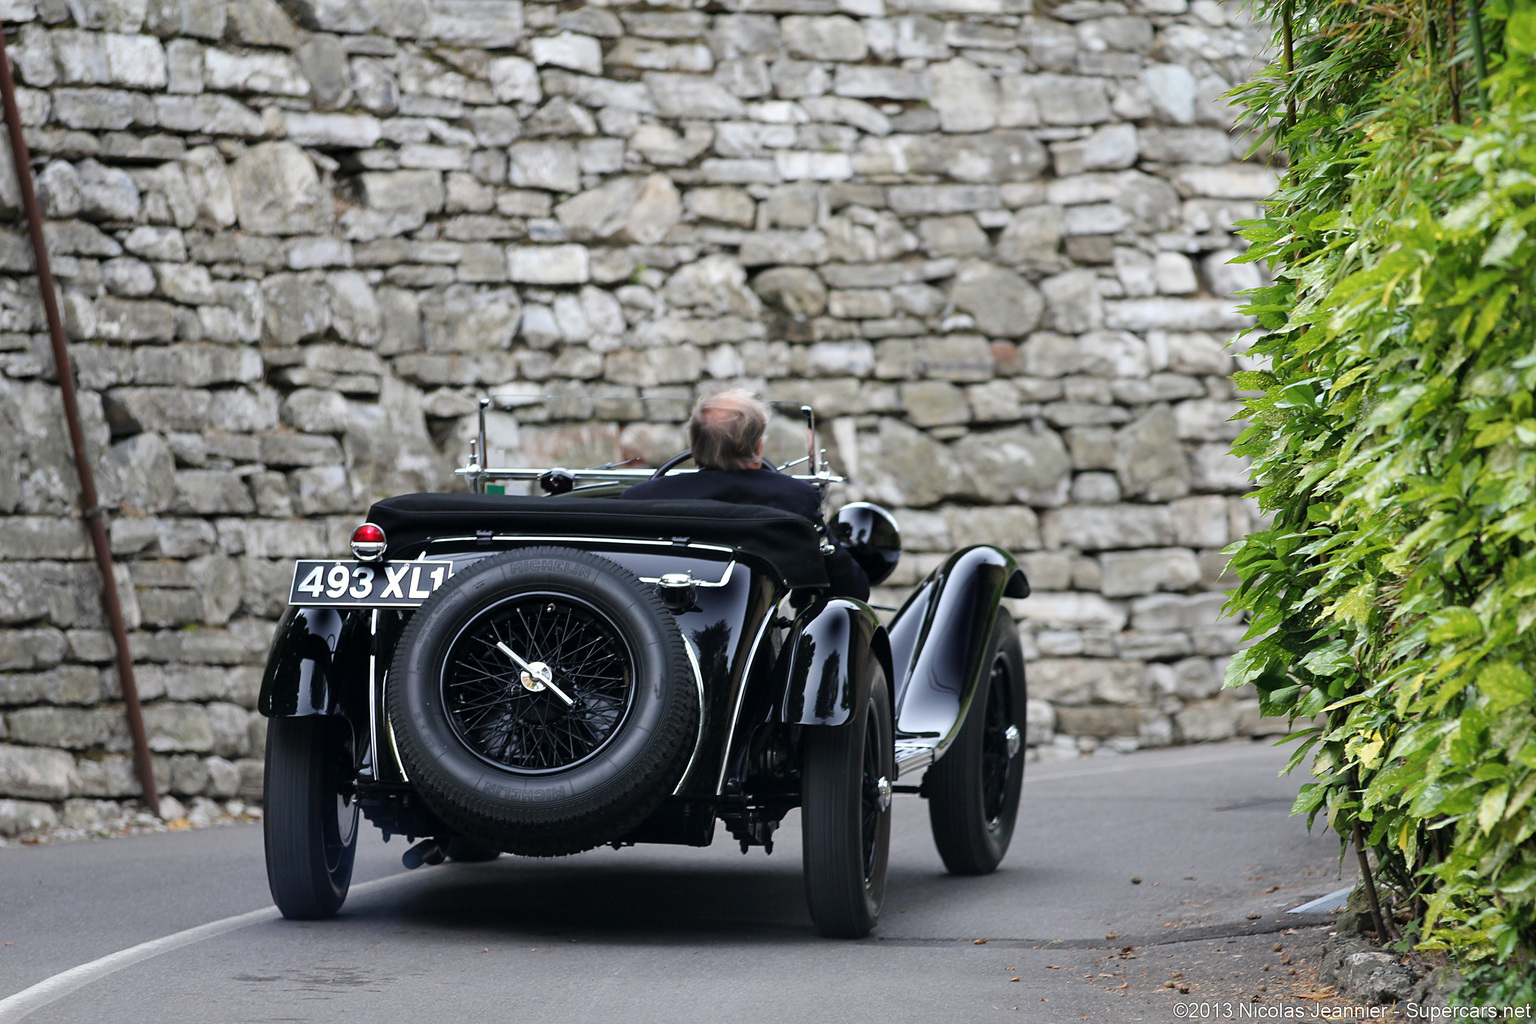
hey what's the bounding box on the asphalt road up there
[1,740,1357,1023]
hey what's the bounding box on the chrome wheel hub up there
[519,660,553,693]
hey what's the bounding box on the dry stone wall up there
[0,0,1276,834]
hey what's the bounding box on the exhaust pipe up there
[401,839,445,870]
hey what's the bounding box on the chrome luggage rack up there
[455,396,846,495]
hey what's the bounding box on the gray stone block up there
[145,0,227,40]
[1098,548,1201,597]
[1175,698,1241,742]
[0,746,77,798]
[6,707,128,752]
[170,470,254,515]
[0,798,60,836]
[1054,504,1175,551]
[143,702,213,753]
[950,262,1041,338]
[1055,704,1140,737]
[203,49,308,96]
[1131,592,1231,631]
[507,244,589,285]
[951,425,1070,506]
[0,628,68,672]
[1023,592,1129,634]
[230,143,331,236]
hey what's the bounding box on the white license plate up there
[288,560,455,608]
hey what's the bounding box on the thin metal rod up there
[475,398,489,495]
[452,465,846,484]
[0,29,159,816]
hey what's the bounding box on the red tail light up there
[351,523,386,561]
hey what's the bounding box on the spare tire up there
[386,546,696,856]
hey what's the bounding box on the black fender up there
[258,605,372,720]
[887,546,1028,755]
[775,598,892,728]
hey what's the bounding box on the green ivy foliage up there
[1223,0,1536,1004]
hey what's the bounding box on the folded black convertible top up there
[367,493,829,589]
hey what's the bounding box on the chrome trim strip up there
[453,465,845,485]
[366,609,379,780]
[894,739,939,779]
[715,608,779,795]
[425,535,737,556]
[384,693,409,781]
[638,561,736,589]
[671,634,708,795]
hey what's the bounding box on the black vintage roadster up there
[259,402,1030,938]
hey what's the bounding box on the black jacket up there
[620,467,870,600]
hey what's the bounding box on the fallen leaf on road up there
[1045,965,1061,969]
[1246,914,1262,920]
[1131,877,1142,884]
[974,938,988,944]
[1009,977,1020,982]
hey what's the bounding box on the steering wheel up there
[651,449,693,479]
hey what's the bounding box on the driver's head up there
[688,389,769,471]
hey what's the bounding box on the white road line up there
[0,872,414,1024]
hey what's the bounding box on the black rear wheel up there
[388,547,696,857]
[926,609,1026,875]
[802,661,893,939]
[264,716,359,920]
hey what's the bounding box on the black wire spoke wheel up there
[387,546,696,857]
[802,660,893,939]
[442,595,634,773]
[979,657,1016,826]
[860,711,885,878]
[927,608,1027,876]
[264,716,359,920]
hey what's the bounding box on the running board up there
[894,738,941,779]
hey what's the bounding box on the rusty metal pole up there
[0,28,160,816]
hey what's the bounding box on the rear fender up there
[774,599,889,728]
[886,546,1026,756]
[258,605,372,720]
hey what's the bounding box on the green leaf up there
[1478,662,1534,712]
[1480,784,1511,834]
[1292,783,1326,816]
[1496,863,1536,895]
[1481,219,1528,267]
[1468,286,1513,350]
[1507,4,1536,53]
[1428,608,1483,643]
